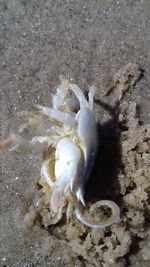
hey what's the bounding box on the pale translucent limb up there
[33,188,44,208]
[18,111,46,132]
[69,84,89,109]
[0,134,15,150]
[75,200,120,228]
[34,104,76,127]
[0,134,59,153]
[52,87,67,110]
[25,120,60,137]
[19,111,59,135]
[0,134,29,150]
[41,160,54,188]
[88,85,95,111]
[53,77,80,113]
[35,124,60,136]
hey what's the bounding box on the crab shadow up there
[85,99,123,206]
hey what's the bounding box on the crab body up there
[0,78,120,228]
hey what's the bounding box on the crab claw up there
[77,107,98,181]
[69,106,98,208]
[76,187,85,206]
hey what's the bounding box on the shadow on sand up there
[85,99,123,207]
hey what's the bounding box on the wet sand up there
[0,1,150,266]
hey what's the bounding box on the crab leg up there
[75,200,120,228]
[34,104,76,127]
[69,84,89,109]
[41,160,54,188]
[88,85,95,111]
[19,114,60,135]
[0,134,59,153]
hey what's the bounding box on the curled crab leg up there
[75,200,120,228]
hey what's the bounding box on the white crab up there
[0,78,120,228]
